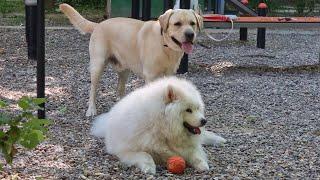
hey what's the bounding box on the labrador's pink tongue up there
[194,127,201,135]
[182,42,193,54]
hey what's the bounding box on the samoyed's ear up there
[165,85,178,104]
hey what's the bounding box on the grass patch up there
[0,0,24,15]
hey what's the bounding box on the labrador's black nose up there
[185,31,194,41]
[200,118,207,126]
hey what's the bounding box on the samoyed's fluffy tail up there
[90,113,109,138]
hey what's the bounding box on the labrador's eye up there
[190,22,196,26]
[174,22,182,26]
[186,108,192,113]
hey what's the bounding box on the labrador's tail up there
[59,3,98,34]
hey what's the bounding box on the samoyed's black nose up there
[200,118,207,126]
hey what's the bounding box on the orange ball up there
[167,156,186,174]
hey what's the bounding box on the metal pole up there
[240,28,248,41]
[180,0,190,9]
[207,0,211,12]
[257,1,267,49]
[240,0,249,41]
[163,0,174,12]
[132,0,140,19]
[142,0,151,21]
[37,0,45,118]
[104,0,112,19]
[216,0,225,14]
[25,0,37,60]
[177,0,190,74]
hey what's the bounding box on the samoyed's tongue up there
[181,42,193,54]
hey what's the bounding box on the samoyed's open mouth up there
[183,122,201,135]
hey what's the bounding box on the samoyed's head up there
[163,78,206,135]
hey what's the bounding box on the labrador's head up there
[159,9,203,54]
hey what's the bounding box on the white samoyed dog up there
[91,77,226,174]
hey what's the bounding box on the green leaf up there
[20,130,44,149]
[2,142,14,164]
[18,98,31,110]
[0,130,5,138]
[58,106,67,114]
[7,126,21,144]
[23,118,50,131]
[0,113,11,125]
[21,112,33,119]
[0,100,7,108]
[32,98,46,105]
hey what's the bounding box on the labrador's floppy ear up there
[191,10,204,31]
[159,9,174,33]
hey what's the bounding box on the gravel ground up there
[0,27,320,179]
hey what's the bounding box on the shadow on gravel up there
[194,62,320,75]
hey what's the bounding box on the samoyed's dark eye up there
[186,108,192,113]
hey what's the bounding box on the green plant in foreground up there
[0,97,50,168]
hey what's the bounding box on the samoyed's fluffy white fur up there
[91,77,226,174]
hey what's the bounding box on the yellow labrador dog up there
[59,4,203,116]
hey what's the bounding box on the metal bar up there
[131,0,140,19]
[25,5,37,60]
[207,0,212,12]
[239,0,248,41]
[37,0,45,119]
[163,0,174,12]
[104,0,112,19]
[225,0,258,16]
[257,3,267,49]
[177,0,191,74]
[204,22,320,28]
[240,27,248,41]
[215,0,225,14]
[180,0,191,9]
[142,0,151,21]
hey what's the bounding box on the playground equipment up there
[203,0,320,49]
[226,0,257,16]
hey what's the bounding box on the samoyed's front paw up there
[140,162,156,174]
[202,131,227,146]
[195,161,209,171]
[215,136,227,145]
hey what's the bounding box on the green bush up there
[56,0,106,8]
[294,0,318,15]
[0,0,24,15]
[0,97,50,169]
